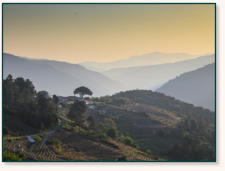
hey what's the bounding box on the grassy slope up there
[3,90,214,161]
[91,90,214,157]
[3,127,153,161]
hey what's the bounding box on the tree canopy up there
[73,86,92,98]
[3,75,58,135]
[67,100,87,126]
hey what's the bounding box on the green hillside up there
[90,90,215,161]
[3,75,215,161]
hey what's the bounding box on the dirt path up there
[42,119,65,145]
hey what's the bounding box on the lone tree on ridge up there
[74,86,93,99]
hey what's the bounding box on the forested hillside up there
[3,76,153,161]
[3,76,215,161]
[91,90,215,161]
[3,74,58,135]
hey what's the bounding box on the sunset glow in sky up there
[3,4,215,63]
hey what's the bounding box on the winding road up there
[42,119,65,145]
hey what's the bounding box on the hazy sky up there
[3,4,215,63]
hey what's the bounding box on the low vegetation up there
[3,75,215,161]
[92,90,215,161]
[3,151,26,161]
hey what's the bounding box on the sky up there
[3,4,215,63]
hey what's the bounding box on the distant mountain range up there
[80,52,195,72]
[3,53,215,99]
[103,55,215,91]
[157,63,215,111]
[3,53,122,96]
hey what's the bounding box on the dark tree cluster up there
[68,100,87,126]
[167,116,215,161]
[3,75,58,135]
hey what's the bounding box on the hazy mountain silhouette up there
[80,52,195,72]
[102,55,214,91]
[3,53,122,96]
[157,64,215,111]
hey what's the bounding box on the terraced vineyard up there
[3,126,154,161]
[3,88,215,161]
[31,143,57,161]
[3,139,58,161]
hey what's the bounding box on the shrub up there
[62,124,72,131]
[3,151,25,161]
[73,126,88,136]
[107,128,118,138]
[99,133,108,141]
[117,155,127,161]
[121,136,138,148]
[122,136,134,146]
[33,135,42,142]
[46,138,62,149]
[146,149,151,154]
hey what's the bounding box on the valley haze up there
[3,52,214,97]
